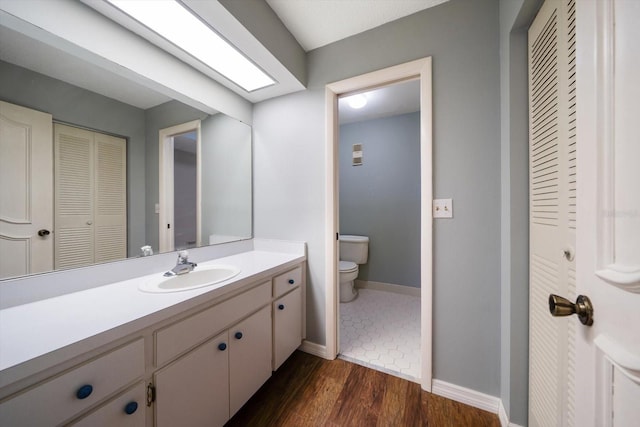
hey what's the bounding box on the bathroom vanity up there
[0,241,306,426]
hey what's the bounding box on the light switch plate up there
[433,198,453,218]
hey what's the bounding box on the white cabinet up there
[71,381,146,427]
[154,331,230,427]
[272,266,304,371]
[0,339,144,427]
[229,306,272,415]
[0,260,305,427]
[154,306,272,427]
[273,286,303,370]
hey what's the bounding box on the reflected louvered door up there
[55,124,95,269]
[528,1,576,426]
[54,124,127,269]
[94,132,127,263]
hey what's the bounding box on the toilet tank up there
[339,235,369,264]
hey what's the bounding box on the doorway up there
[173,131,198,250]
[325,58,433,391]
[337,80,422,381]
[159,120,202,253]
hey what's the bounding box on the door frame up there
[159,120,202,253]
[324,57,433,391]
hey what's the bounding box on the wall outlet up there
[433,198,453,218]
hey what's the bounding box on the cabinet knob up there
[76,384,93,400]
[278,304,285,310]
[124,401,138,415]
[218,342,227,351]
[235,331,243,340]
[288,279,295,285]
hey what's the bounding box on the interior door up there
[573,0,640,425]
[0,100,53,279]
[528,0,576,424]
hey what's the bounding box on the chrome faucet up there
[164,250,197,277]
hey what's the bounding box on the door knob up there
[548,294,594,326]
[37,229,50,237]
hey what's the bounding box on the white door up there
[0,101,53,279]
[528,0,576,424]
[154,331,230,427]
[228,306,272,417]
[54,124,127,269]
[574,0,640,425]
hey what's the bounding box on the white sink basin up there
[139,265,241,293]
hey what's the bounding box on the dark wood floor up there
[226,351,500,427]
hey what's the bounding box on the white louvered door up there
[94,132,127,264]
[528,0,576,425]
[54,124,126,269]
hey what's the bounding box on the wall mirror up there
[0,23,252,280]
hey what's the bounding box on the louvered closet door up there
[55,124,95,269]
[94,132,127,263]
[54,124,127,269]
[528,0,576,426]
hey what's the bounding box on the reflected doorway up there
[173,131,197,249]
[159,120,201,253]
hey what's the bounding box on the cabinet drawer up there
[71,381,146,427]
[273,266,302,298]
[156,281,271,366]
[0,339,144,427]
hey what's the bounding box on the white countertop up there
[0,247,305,388]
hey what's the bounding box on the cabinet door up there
[154,331,229,427]
[71,381,145,427]
[229,306,272,416]
[273,287,302,370]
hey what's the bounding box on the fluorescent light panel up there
[106,0,275,92]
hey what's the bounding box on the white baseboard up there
[498,400,524,427]
[432,379,501,415]
[498,400,509,426]
[355,280,421,297]
[298,340,331,359]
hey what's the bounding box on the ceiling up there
[266,0,449,51]
[0,0,441,112]
[0,25,171,110]
[338,79,420,124]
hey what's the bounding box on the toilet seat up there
[339,261,358,273]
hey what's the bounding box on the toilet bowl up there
[339,261,359,302]
[339,235,369,303]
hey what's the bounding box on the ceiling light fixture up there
[346,94,367,109]
[105,0,275,92]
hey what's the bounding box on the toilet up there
[339,235,369,302]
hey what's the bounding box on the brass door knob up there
[548,294,594,326]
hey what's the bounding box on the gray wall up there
[201,114,252,243]
[254,0,502,396]
[339,113,420,288]
[0,60,146,257]
[499,0,541,424]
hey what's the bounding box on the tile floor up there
[339,288,421,382]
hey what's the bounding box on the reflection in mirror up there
[0,25,252,280]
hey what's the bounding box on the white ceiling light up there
[105,0,275,92]
[346,94,367,109]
